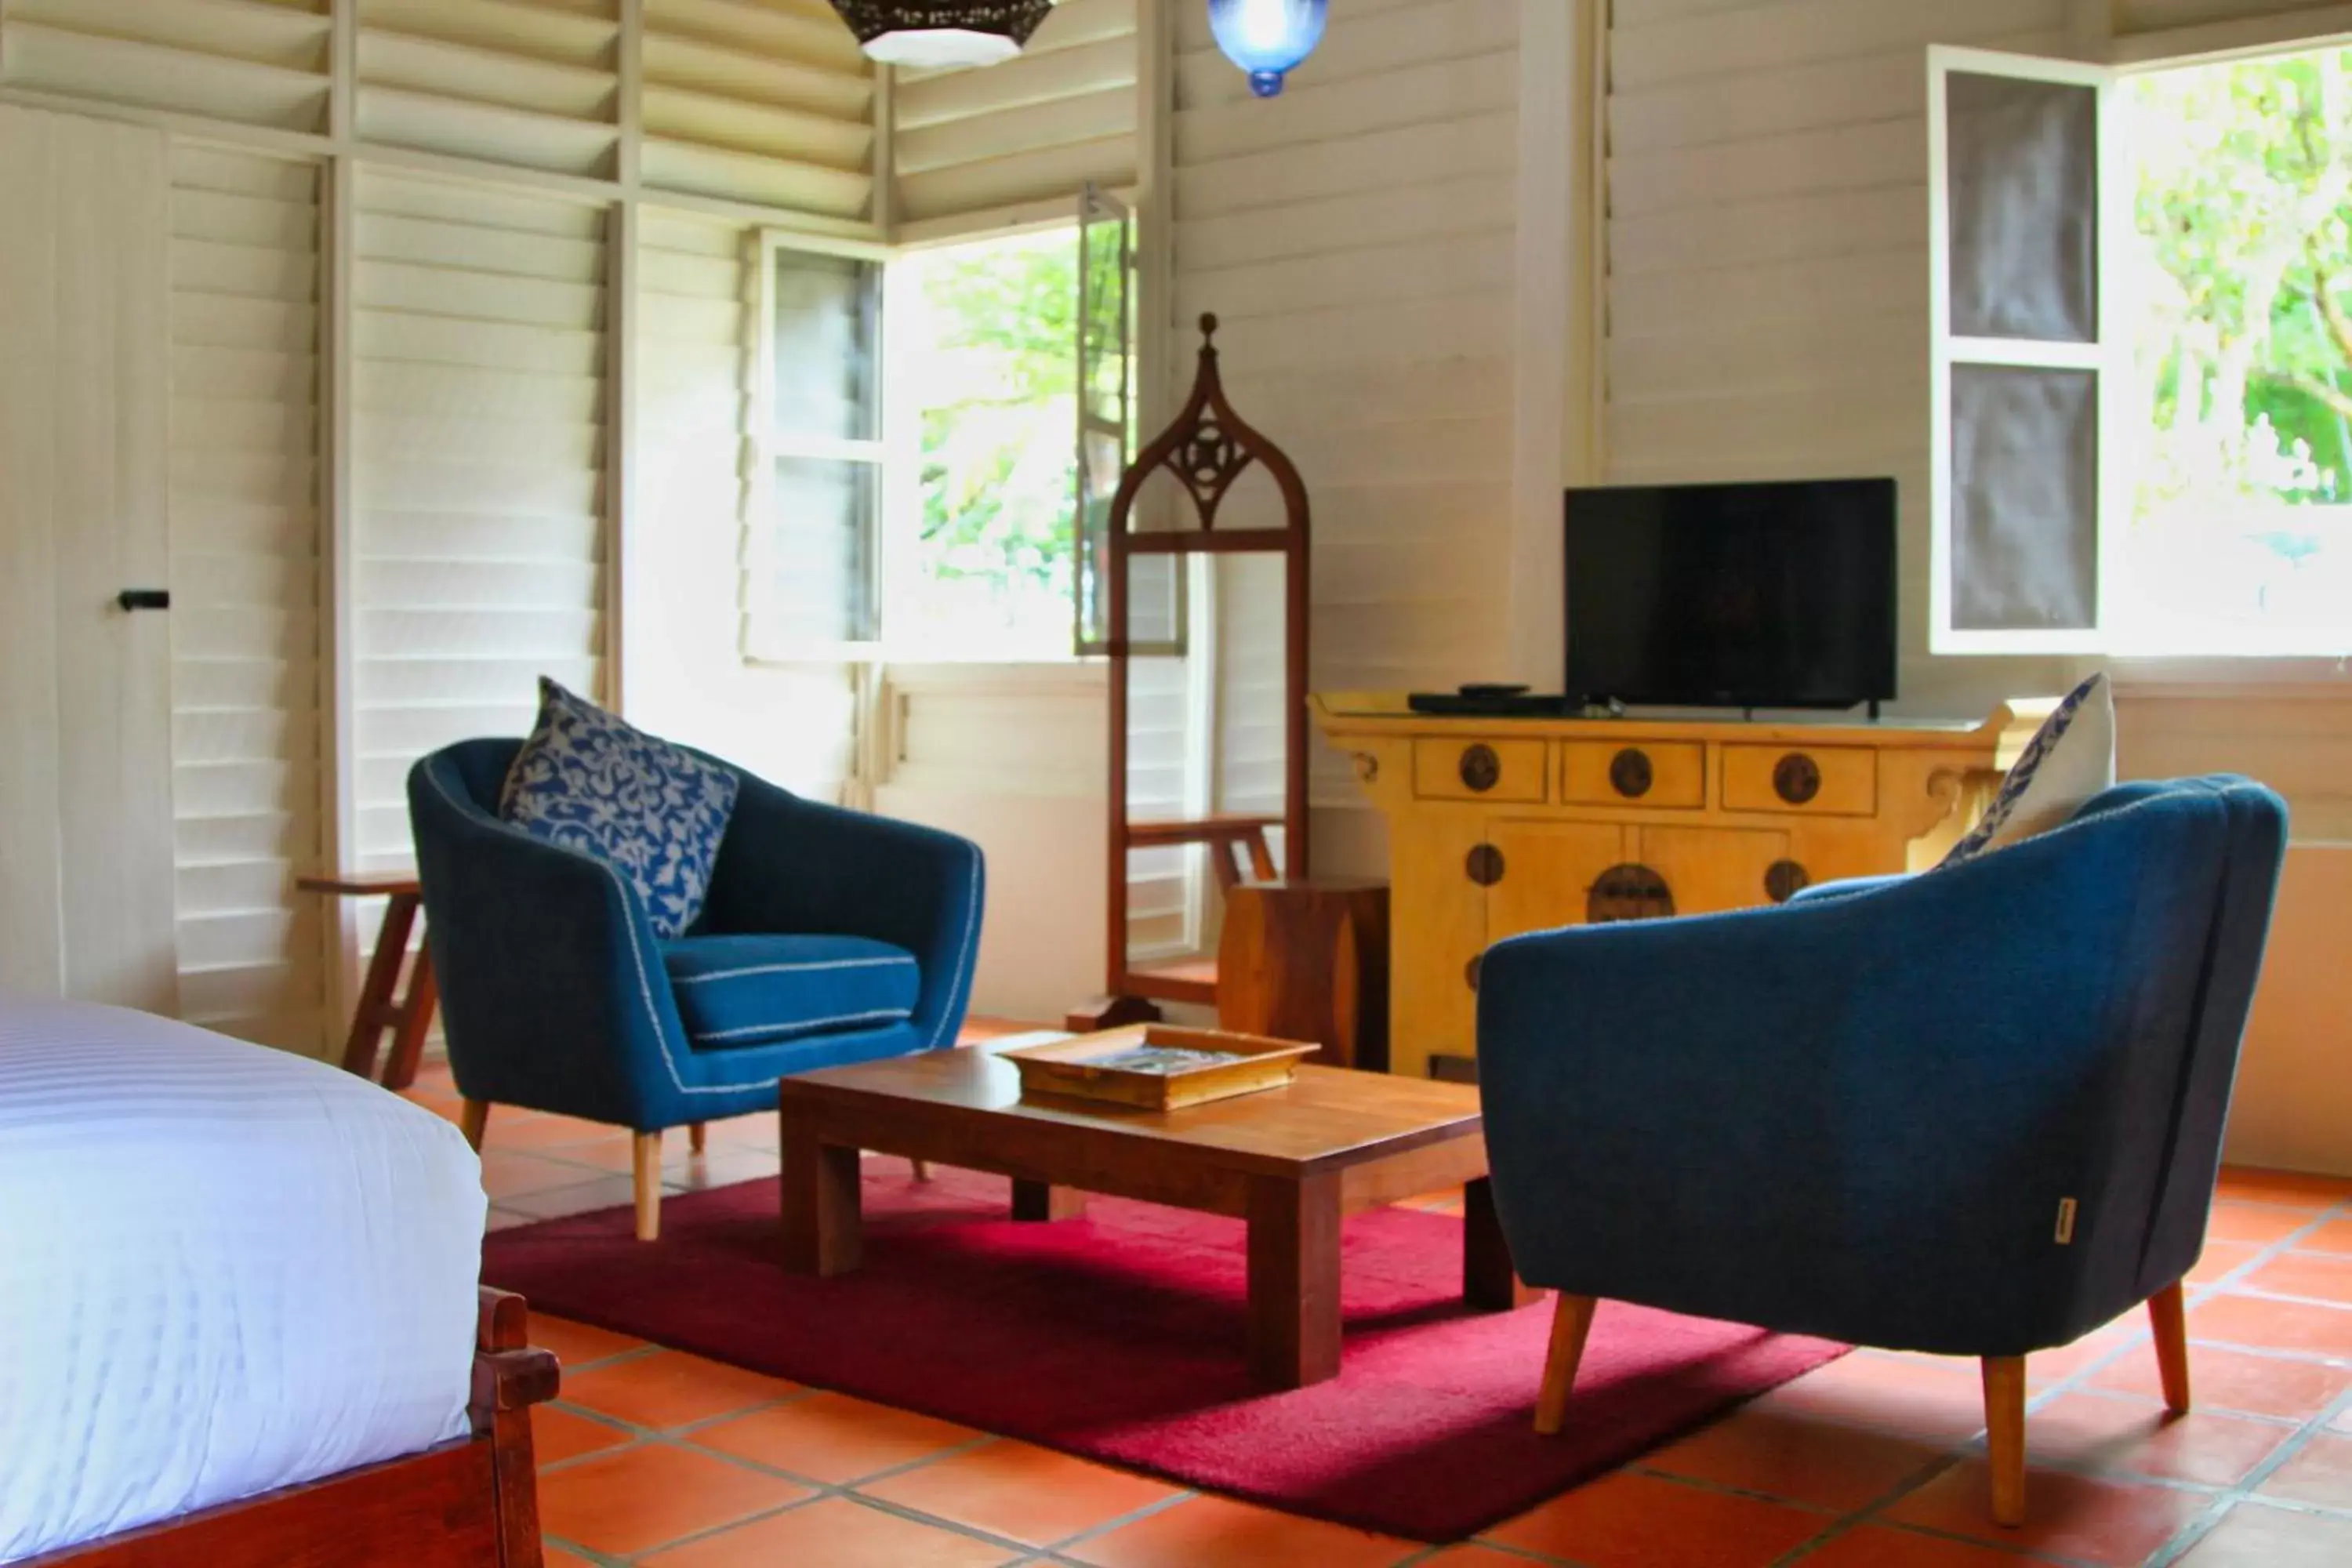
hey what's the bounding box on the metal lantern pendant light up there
[830,0,1054,68]
[1207,0,1327,97]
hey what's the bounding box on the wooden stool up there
[1216,877,1390,1071]
[299,873,438,1091]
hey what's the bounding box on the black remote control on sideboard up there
[1408,686,1584,718]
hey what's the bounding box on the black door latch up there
[117,589,170,612]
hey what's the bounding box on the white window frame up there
[746,227,894,666]
[748,198,1146,669]
[1928,45,2125,657]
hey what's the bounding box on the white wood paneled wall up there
[1171,0,1519,823]
[354,0,622,179]
[0,0,335,135]
[2116,0,2350,34]
[1602,0,2088,704]
[0,0,1164,1051]
[893,0,1139,230]
[641,0,876,216]
[0,0,884,230]
[168,145,329,1047]
[349,170,608,872]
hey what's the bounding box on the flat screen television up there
[1565,479,1898,711]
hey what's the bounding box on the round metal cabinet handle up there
[1609,747,1653,799]
[1465,844,1505,887]
[1588,864,1675,924]
[1459,744,1501,793]
[1765,860,1812,904]
[1773,753,1822,806]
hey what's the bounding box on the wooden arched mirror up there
[1065,315,1310,1029]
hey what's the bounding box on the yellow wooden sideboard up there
[1312,694,2038,1080]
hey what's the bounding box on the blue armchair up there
[409,739,984,1239]
[1477,775,2286,1527]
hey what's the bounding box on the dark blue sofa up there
[1477,775,2287,1527]
[409,739,984,1239]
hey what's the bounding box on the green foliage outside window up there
[905,230,1079,648]
[2125,48,2352,641]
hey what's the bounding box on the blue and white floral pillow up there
[1942,672,2115,868]
[498,679,739,939]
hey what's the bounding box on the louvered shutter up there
[642,0,877,221]
[0,0,334,133]
[169,145,330,1050]
[350,169,608,869]
[892,0,1138,231]
[354,0,622,179]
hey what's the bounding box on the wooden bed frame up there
[26,1287,558,1568]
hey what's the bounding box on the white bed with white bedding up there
[0,998,485,1563]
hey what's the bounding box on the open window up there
[744,190,1160,664]
[1932,42,2352,658]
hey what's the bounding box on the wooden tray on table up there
[1001,1025,1318,1112]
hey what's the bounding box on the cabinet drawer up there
[1562,741,1704,808]
[1413,739,1548,803]
[1722,745,1877,816]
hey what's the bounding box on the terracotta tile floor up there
[402,1050,2352,1567]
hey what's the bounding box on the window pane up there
[772,250,878,441]
[1076,191,1133,653]
[1074,424,1121,644]
[759,456,876,644]
[2120,49,2352,653]
[1951,364,2098,631]
[1081,216,1128,431]
[1947,71,2098,343]
[898,227,1080,658]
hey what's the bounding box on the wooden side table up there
[1217,877,1391,1072]
[300,872,438,1091]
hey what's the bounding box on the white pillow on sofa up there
[1942,672,2116,866]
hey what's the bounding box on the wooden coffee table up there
[776,1038,1534,1388]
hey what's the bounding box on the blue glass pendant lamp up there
[1207,0,1328,98]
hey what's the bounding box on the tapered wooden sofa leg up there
[459,1099,489,1152]
[633,1131,662,1242]
[1982,1356,2028,1527]
[1534,1294,1599,1436]
[689,1121,707,1155]
[2149,1281,2192,1413]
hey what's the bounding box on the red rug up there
[482,1165,1845,1541]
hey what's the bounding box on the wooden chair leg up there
[379,942,437,1091]
[1534,1294,1598,1436]
[912,1158,931,1182]
[688,1121,707,1155]
[459,1099,489,1152]
[339,894,419,1080]
[2150,1281,2192,1414]
[633,1132,662,1242]
[1982,1356,2028,1528]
